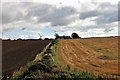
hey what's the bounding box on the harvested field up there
[2,40,52,76]
[58,37,119,77]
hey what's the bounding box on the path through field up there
[59,37,119,76]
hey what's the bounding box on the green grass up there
[52,40,59,64]
[52,40,68,68]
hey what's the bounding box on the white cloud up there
[1,0,119,39]
[92,0,119,4]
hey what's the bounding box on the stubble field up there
[58,37,119,77]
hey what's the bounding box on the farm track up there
[59,37,119,76]
[2,40,52,76]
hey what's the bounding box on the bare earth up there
[2,40,52,76]
[58,37,119,77]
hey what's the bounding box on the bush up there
[44,38,49,40]
[51,40,58,45]
[71,33,80,38]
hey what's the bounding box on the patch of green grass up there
[52,40,67,68]
[52,40,61,65]
[53,40,59,64]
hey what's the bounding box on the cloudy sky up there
[1,0,119,39]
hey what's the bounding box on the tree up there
[71,33,80,38]
[17,38,22,40]
[54,33,59,39]
[44,38,49,40]
[7,38,11,40]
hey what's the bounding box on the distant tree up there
[44,38,49,40]
[38,38,43,40]
[7,38,11,40]
[71,33,80,38]
[54,33,59,39]
[17,38,22,40]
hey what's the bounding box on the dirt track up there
[2,40,52,76]
[59,37,119,76]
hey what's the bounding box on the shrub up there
[71,33,80,38]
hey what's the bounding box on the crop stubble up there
[58,37,119,76]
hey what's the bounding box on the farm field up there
[58,37,119,77]
[2,40,52,77]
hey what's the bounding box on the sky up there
[1,0,119,39]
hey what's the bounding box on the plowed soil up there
[58,37,119,77]
[2,40,52,76]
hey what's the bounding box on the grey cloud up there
[79,2,118,24]
[94,12,118,24]
[1,2,52,24]
[81,22,117,33]
[37,6,78,26]
[104,28,113,33]
[1,2,78,32]
[80,10,99,19]
[118,2,120,21]
[65,22,117,33]
[1,2,118,36]
[2,2,25,24]
[2,2,78,26]
[24,3,54,20]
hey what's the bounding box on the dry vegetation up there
[58,36,119,78]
